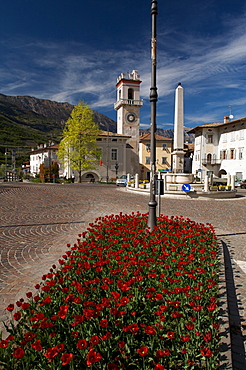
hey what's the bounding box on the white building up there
[29,132,135,182]
[190,116,246,182]
[30,143,59,176]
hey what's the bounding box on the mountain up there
[0,93,194,167]
[0,93,117,144]
[0,93,117,165]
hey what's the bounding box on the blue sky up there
[1,0,246,130]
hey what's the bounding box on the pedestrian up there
[71,173,75,183]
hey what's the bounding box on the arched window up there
[207,153,212,163]
[128,88,134,100]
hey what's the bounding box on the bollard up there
[204,175,209,192]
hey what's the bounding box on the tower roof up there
[116,70,142,86]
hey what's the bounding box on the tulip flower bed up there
[0,213,220,370]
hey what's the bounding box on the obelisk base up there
[172,150,185,173]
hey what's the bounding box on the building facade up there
[139,133,173,180]
[29,132,134,182]
[190,116,246,181]
[30,144,59,177]
[114,70,143,175]
[79,131,132,182]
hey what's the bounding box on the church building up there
[30,70,144,182]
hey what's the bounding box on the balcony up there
[202,158,221,166]
[114,99,143,110]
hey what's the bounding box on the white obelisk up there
[172,83,185,173]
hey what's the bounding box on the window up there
[230,132,235,141]
[162,157,167,164]
[230,149,235,159]
[236,172,243,181]
[146,157,150,164]
[207,135,213,144]
[146,143,151,152]
[239,130,244,140]
[128,88,133,100]
[221,150,227,160]
[239,148,243,160]
[222,133,227,143]
[162,143,167,150]
[207,153,212,163]
[111,148,118,161]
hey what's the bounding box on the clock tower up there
[114,70,143,153]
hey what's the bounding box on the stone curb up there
[220,240,246,369]
[219,240,233,369]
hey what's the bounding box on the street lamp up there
[5,150,9,181]
[106,123,109,183]
[148,0,158,231]
[115,162,119,178]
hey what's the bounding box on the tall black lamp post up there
[115,162,119,178]
[148,0,158,231]
[106,124,109,183]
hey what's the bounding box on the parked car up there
[240,180,246,189]
[116,175,134,186]
[235,180,242,188]
[116,175,128,186]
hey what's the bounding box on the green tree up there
[57,101,100,183]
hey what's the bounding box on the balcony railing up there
[202,158,221,165]
[114,99,143,110]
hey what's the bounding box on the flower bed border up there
[0,212,223,369]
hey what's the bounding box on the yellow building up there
[139,133,173,180]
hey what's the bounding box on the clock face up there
[126,112,136,123]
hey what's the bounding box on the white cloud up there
[1,9,246,127]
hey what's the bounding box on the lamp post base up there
[148,200,157,231]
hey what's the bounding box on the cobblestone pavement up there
[0,182,245,365]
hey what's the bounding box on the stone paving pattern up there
[0,182,245,367]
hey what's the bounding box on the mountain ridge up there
[0,93,117,135]
[0,93,194,165]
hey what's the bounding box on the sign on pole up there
[182,183,191,192]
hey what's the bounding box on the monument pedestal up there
[165,173,194,184]
[172,149,186,174]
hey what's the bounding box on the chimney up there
[224,116,229,123]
